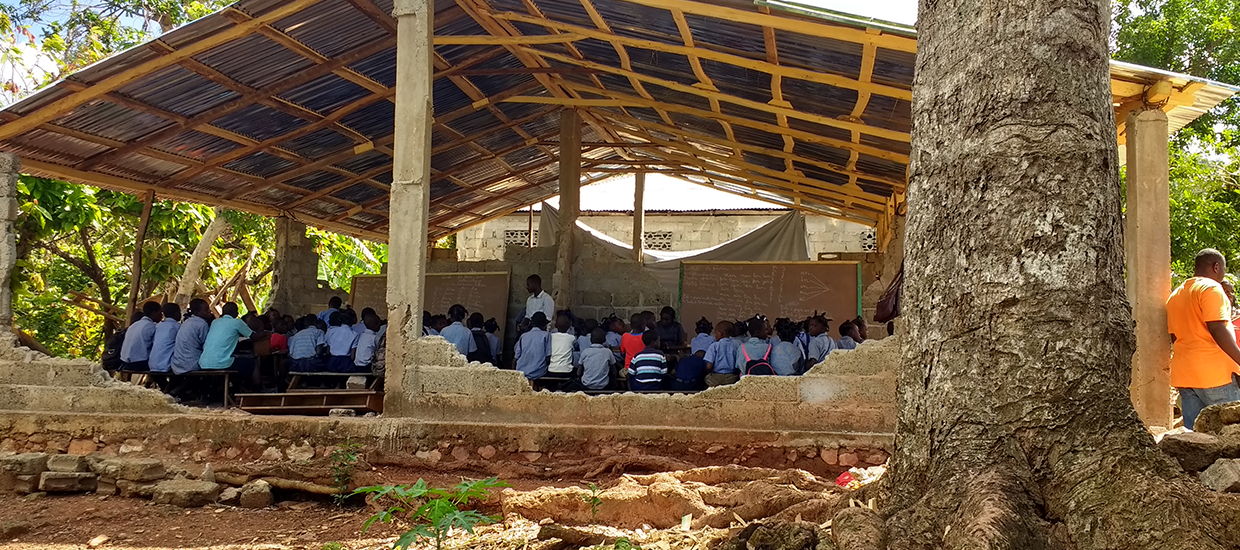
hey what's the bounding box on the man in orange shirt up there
[1167,249,1240,430]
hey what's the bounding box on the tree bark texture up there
[173,209,228,307]
[125,190,155,323]
[870,0,1240,548]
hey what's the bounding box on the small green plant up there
[330,440,363,506]
[321,543,347,550]
[613,538,641,550]
[581,483,603,521]
[355,477,510,550]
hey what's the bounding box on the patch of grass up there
[581,482,603,521]
[355,477,510,550]
[330,440,363,506]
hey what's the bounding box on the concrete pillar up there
[0,154,18,335]
[270,218,322,315]
[553,110,581,309]
[385,0,434,416]
[1125,108,1172,429]
[633,172,645,263]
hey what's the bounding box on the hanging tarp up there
[538,204,811,297]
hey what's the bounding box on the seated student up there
[851,316,869,342]
[735,318,776,376]
[731,320,749,347]
[670,348,708,391]
[269,316,290,354]
[704,320,739,387]
[628,331,667,391]
[484,318,502,364]
[199,302,257,388]
[421,311,434,336]
[690,318,714,355]
[654,307,686,350]
[439,304,477,357]
[548,313,577,375]
[576,328,616,391]
[353,308,376,335]
[837,321,860,350]
[770,320,805,376]
[351,312,383,373]
[428,314,450,336]
[605,316,625,364]
[575,318,599,362]
[466,313,493,364]
[149,303,181,380]
[171,299,210,376]
[317,296,343,324]
[514,312,551,380]
[620,314,648,374]
[102,311,144,372]
[325,311,359,372]
[120,301,163,372]
[288,315,326,373]
[804,315,837,371]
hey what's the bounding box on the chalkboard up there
[349,272,511,338]
[679,262,860,328]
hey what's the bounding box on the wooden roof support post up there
[1125,108,1172,429]
[0,153,18,335]
[554,109,582,309]
[126,190,156,325]
[633,171,645,263]
[386,0,434,416]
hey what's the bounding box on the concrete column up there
[1125,108,1172,429]
[0,154,18,335]
[633,172,645,263]
[386,0,434,416]
[553,110,581,309]
[270,218,321,315]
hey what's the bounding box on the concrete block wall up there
[0,345,183,414]
[456,213,873,262]
[269,219,347,316]
[393,334,899,437]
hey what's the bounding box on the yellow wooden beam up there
[433,33,585,45]
[0,0,322,142]
[493,11,912,102]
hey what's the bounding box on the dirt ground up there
[0,469,676,550]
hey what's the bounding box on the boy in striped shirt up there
[627,331,667,391]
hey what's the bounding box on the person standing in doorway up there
[1167,249,1240,430]
[524,274,555,323]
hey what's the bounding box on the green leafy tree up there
[308,227,387,293]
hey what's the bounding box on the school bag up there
[370,332,387,377]
[467,331,492,363]
[101,328,127,371]
[742,344,775,376]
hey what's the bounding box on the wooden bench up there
[234,390,383,415]
[286,372,380,391]
[118,369,235,407]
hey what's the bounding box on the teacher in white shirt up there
[524,274,555,323]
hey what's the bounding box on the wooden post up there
[633,172,645,263]
[126,190,156,324]
[553,109,582,309]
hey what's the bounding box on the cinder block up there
[46,454,90,473]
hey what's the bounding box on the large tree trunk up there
[860,0,1240,548]
[173,209,228,307]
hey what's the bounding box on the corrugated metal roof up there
[0,0,1233,242]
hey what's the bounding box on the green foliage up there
[1168,148,1240,282]
[321,542,347,550]
[611,539,641,550]
[354,477,509,550]
[330,440,363,506]
[308,227,387,293]
[1113,0,1240,145]
[581,483,602,521]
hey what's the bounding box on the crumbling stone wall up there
[0,343,183,414]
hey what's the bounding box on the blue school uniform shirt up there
[605,331,623,348]
[288,326,325,360]
[120,317,157,363]
[735,338,774,374]
[575,334,593,361]
[354,328,379,368]
[690,333,714,355]
[439,321,476,356]
[807,333,837,363]
[673,354,707,387]
[578,344,614,390]
[148,318,180,373]
[172,315,209,375]
[316,307,339,324]
[704,338,738,375]
[486,332,501,363]
[514,327,551,380]
[837,336,858,350]
[770,341,804,376]
[325,325,358,356]
[199,315,253,370]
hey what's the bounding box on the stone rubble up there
[39,472,97,492]
[1200,459,1240,493]
[151,479,221,508]
[238,479,273,509]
